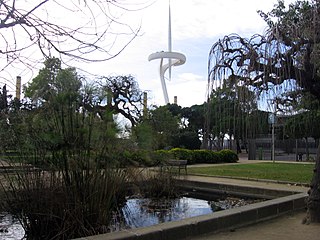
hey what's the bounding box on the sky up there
[2,0,295,108]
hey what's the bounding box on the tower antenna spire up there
[168,0,172,80]
[148,0,186,104]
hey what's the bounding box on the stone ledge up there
[74,191,307,240]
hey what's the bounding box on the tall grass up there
[0,83,135,238]
[133,168,180,199]
[1,156,130,239]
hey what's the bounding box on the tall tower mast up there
[168,0,172,81]
[148,0,186,104]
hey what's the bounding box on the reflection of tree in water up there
[122,197,200,228]
[108,196,264,231]
[0,213,25,239]
[120,197,190,228]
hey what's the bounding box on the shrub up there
[138,170,179,199]
[150,148,238,165]
[184,149,238,164]
[193,150,212,163]
[218,149,239,163]
[152,150,173,165]
[1,160,130,239]
[119,150,154,167]
[209,151,221,163]
[169,148,193,161]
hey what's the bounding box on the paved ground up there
[191,211,320,240]
[184,154,320,240]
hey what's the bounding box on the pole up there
[272,122,275,163]
[16,76,21,100]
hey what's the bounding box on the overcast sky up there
[81,0,294,107]
[2,0,295,107]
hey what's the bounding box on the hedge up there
[108,148,238,167]
[160,148,238,165]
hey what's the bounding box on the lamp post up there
[272,116,275,163]
[267,98,277,162]
[268,110,276,163]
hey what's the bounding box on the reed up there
[1,156,130,239]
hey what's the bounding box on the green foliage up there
[193,150,218,164]
[285,110,320,139]
[113,150,154,167]
[172,131,202,150]
[181,104,205,132]
[169,148,193,161]
[153,148,238,165]
[218,149,239,163]
[207,79,260,149]
[1,162,130,239]
[24,58,82,104]
[283,92,320,140]
[0,58,145,239]
[131,121,157,150]
[0,84,10,112]
[138,171,179,199]
[140,105,180,149]
[152,150,173,164]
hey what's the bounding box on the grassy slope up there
[188,162,314,184]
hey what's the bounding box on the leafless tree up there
[0,0,146,81]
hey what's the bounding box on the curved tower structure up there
[148,1,186,104]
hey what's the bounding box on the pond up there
[0,213,25,240]
[1,194,263,239]
[108,194,263,232]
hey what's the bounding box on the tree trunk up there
[305,137,310,160]
[236,138,241,154]
[304,142,320,223]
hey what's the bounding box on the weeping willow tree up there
[207,0,320,223]
[206,77,268,152]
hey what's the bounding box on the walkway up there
[184,154,319,240]
[191,210,320,240]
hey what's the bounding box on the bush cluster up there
[168,148,239,164]
[114,148,238,166]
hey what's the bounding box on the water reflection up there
[0,213,25,240]
[121,197,215,228]
[1,196,262,237]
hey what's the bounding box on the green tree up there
[181,104,205,135]
[138,105,180,150]
[1,58,130,239]
[131,121,157,150]
[206,78,260,151]
[0,85,9,112]
[164,103,203,149]
[208,0,320,222]
[172,131,202,150]
[24,57,82,104]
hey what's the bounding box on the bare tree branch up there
[0,0,146,77]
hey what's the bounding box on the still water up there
[120,196,214,229]
[0,213,25,240]
[109,195,260,231]
[1,195,260,239]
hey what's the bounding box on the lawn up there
[188,162,314,184]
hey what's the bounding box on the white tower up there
[148,0,186,104]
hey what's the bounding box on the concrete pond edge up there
[75,182,307,240]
